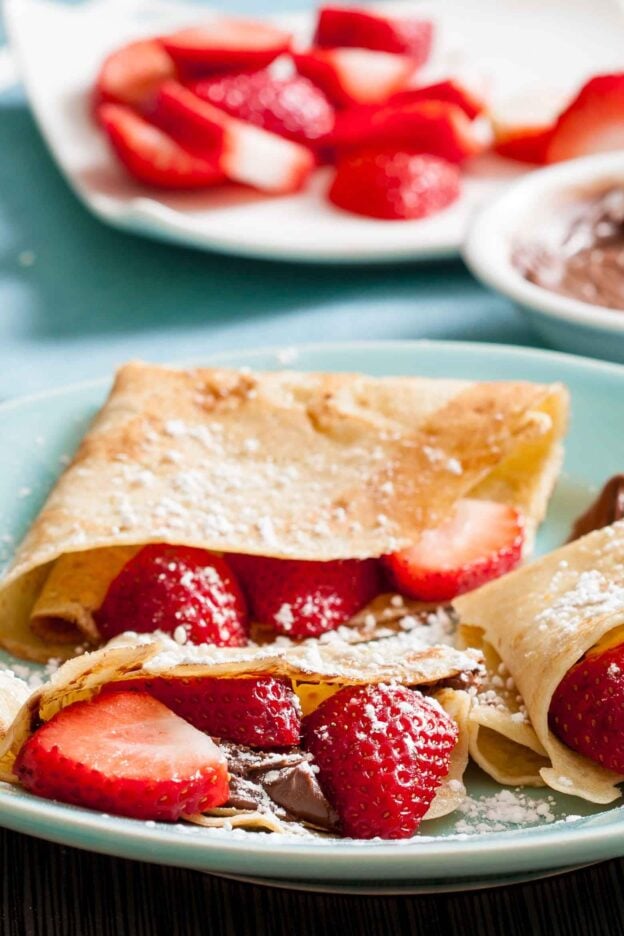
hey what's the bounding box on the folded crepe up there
[0,631,481,833]
[456,520,624,804]
[0,361,568,662]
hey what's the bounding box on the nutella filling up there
[219,741,339,831]
[514,187,624,310]
[569,475,624,542]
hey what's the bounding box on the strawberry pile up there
[93,498,523,648]
[92,5,488,220]
[16,677,458,836]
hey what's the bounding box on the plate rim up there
[1,338,624,882]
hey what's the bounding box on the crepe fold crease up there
[0,633,481,829]
[456,520,624,804]
[0,362,568,661]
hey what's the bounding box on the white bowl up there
[463,153,624,363]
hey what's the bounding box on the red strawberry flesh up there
[546,74,624,164]
[549,643,624,772]
[314,6,433,65]
[293,48,416,109]
[494,125,553,164]
[15,690,230,821]
[383,498,524,602]
[161,18,291,74]
[112,675,301,748]
[303,683,457,839]
[94,39,176,111]
[329,149,460,221]
[98,103,224,189]
[189,71,335,146]
[228,555,381,638]
[96,544,249,646]
[389,80,485,121]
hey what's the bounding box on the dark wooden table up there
[2,827,622,935]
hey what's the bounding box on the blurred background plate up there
[6,0,624,263]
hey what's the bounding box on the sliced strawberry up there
[94,39,176,111]
[113,675,301,748]
[389,79,485,121]
[14,690,229,821]
[546,74,624,163]
[98,103,224,189]
[293,49,416,109]
[493,125,553,164]
[189,72,335,147]
[549,642,624,772]
[330,100,483,163]
[96,544,249,647]
[303,683,457,839]
[228,555,381,639]
[329,149,460,221]
[314,6,433,66]
[383,499,524,602]
[161,18,291,75]
[153,81,314,193]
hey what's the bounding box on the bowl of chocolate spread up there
[463,152,624,363]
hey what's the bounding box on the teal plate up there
[2,340,624,893]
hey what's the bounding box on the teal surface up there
[0,0,539,401]
[1,340,624,888]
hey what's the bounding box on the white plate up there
[6,0,624,263]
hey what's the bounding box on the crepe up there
[456,520,624,804]
[0,361,568,661]
[0,630,482,831]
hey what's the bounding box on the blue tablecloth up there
[0,0,539,400]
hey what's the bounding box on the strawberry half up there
[330,100,483,163]
[293,48,416,109]
[98,103,224,189]
[546,74,624,163]
[383,499,524,602]
[228,555,381,639]
[161,18,291,76]
[389,79,485,121]
[94,39,176,111]
[329,148,460,221]
[153,81,314,193]
[14,690,230,821]
[96,544,249,646]
[303,683,457,839]
[549,642,624,772]
[113,675,301,748]
[189,71,335,147]
[493,125,553,164]
[314,6,433,66]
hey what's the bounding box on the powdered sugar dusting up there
[454,789,557,834]
[535,569,624,633]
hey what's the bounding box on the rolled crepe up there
[456,520,624,804]
[0,631,481,831]
[0,362,568,661]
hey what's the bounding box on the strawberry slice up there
[549,642,624,772]
[546,74,624,163]
[189,72,335,147]
[228,555,381,639]
[329,149,460,221]
[161,18,291,75]
[153,81,314,193]
[113,675,302,748]
[389,79,485,121]
[293,49,416,109]
[383,499,524,602]
[94,39,176,111]
[14,690,230,821]
[96,544,249,647]
[98,103,224,189]
[314,6,433,66]
[329,100,483,163]
[303,684,457,839]
[493,125,553,164]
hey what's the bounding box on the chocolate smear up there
[569,475,624,542]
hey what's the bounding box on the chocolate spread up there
[569,475,624,541]
[219,741,338,831]
[514,188,624,310]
